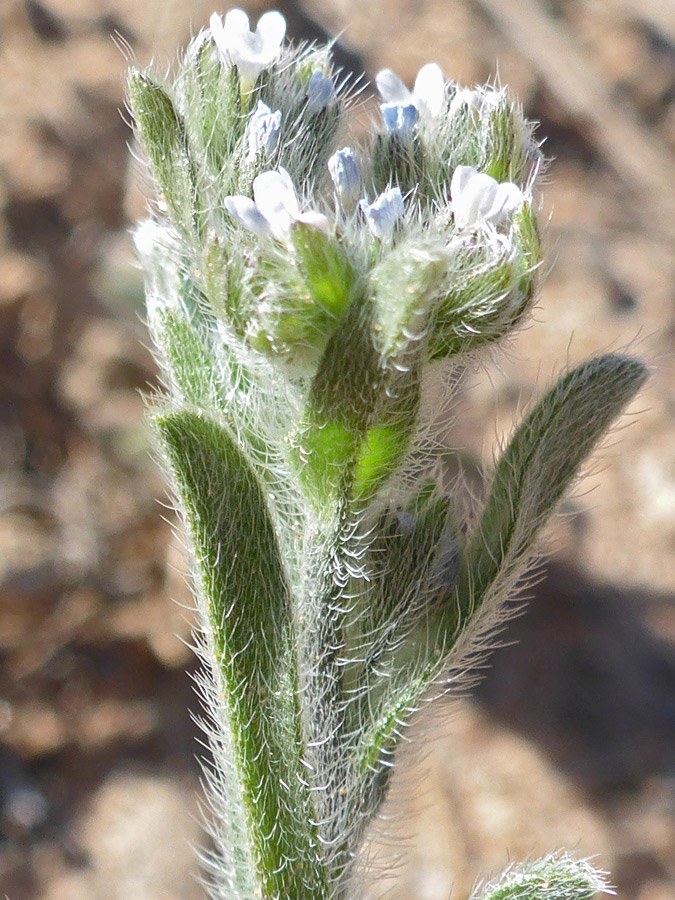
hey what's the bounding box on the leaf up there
[348,353,647,840]
[127,70,203,236]
[455,353,648,609]
[154,410,327,900]
[152,308,225,411]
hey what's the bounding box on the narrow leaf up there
[455,353,648,607]
[128,70,203,236]
[152,308,225,411]
[155,410,327,900]
[349,353,647,838]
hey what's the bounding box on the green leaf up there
[250,225,358,367]
[349,354,647,838]
[151,308,224,411]
[292,223,356,320]
[455,353,648,607]
[127,70,203,236]
[483,96,533,185]
[155,411,327,900]
[291,286,422,509]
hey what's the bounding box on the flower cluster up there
[129,8,541,367]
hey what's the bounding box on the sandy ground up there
[0,1,674,898]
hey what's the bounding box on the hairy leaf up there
[155,410,327,900]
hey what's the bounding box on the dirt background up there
[0,0,674,898]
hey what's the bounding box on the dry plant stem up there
[128,10,647,900]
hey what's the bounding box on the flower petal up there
[209,12,228,56]
[245,101,282,161]
[451,166,498,229]
[375,68,411,105]
[256,10,286,54]
[489,182,524,224]
[223,8,250,38]
[328,147,361,209]
[450,164,477,201]
[448,88,479,118]
[253,167,299,238]
[307,70,336,111]
[413,62,445,117]
[296,211,332,235]
[381,102,418,136]
[224,195,272,238]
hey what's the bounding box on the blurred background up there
[1,0,674,898]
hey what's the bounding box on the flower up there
[450,165,524,230]
[359,187,404,239]
[307,70,336,112]
[245,101,282,161]
[375,62,445,125]
[328,147,361,210]
[210,8,286,93]
[380,102,418,137]
[225,167,331,239]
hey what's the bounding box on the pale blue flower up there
[450,165,524,230]
[380,102,418,137]
[210,8,286,93]
[245,101,282,161]
[328,147,361,210]
[359,187,404,239]
[307,70,336,112]
[225,167,330,240]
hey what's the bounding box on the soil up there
[0,1,674,898]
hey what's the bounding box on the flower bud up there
[360,187,404,240]
[245,101,282,161]
[328,147,361,211]
[429,202,540,359]
[307,70,336,112]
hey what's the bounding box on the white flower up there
[359,187,404,240]
[450,165,524,230]
[307,70,336,112]
[210,8,286,93]
[376,62,445,123]
[225,167,330,240]
[245,101,282,161]
[328,147,361,210]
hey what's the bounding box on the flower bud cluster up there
[129,7,542,375]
